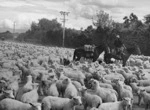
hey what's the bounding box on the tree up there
[38,18,62,31]
[123,16,130,27]
[30,22,39,32]
[123,13,143,30]
[144,14,150,24]
[92,10,114,29]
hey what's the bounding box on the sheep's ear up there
[141,89,146,92]
[122,97,127,101]
[137,82,140,86]
[116,79,120,81]
[29,103,36,107]
[122,97,125,100]
[78,88,82,92]
[72,97,78,101]
[81,86,87,91]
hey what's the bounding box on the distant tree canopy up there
[16,11,150,55]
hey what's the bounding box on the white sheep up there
[20,83,39,103]
[104,72,125,82]
[16,75,33,100]
[62,78,78,98]
[41,96,82,110]
[99,82,113,89]
[0,89,15,100]
[89,79,118,102]
[90,97,133,110]
[129,83,139,93]
[136,79,150,87]
[0,98,41,110]
[114,79,132,92]
[63,68,85,86]
[47,80,59,97]
[118,69,136,85]
[137,89,150,109]
[7,75,20,98]
[72,80,82,90]
[116,80,133,101]
[80,87,102,110]
[22,75,33,93]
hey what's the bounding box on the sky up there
[0,0,149,33]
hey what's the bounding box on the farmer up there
[114,35,126,56]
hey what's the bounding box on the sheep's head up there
[62,78,71,85]
[90,107,98,110]
[137,89,146,96]
[78,86,87,95]
[92,71,102,81]
[47,75,57,81]
[138,73,146,80]
[116,80,124,88]
[129,77,137,83]
[111,78,120,84]
[26,75,32,82]
[2,89,15,99]
[32,83,39,90]
[90,79,99,90]
[134,69,146,80]
[123,67,129,73]
[88,78,95,89]
[72,96,82,105]
[105,69,111,74]
[122,97,133,108]
[29,103,41,110]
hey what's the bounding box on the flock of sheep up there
[0,41,150,110]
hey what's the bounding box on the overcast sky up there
[0,0,149,33]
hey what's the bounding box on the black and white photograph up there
[0,0,149,110]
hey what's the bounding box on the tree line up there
[16,10,150,56]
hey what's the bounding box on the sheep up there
[20,83,39,103]
[0,89,15,100]
[98,75,115,88]
[47,80,59,97]
[114,79,132,92]
[80,87,102,110]
[137,89,150,109]
[72,80,82,90]
[17,65,32,82]
[41,96,82,110]
[16,75,33,100]
[22,75,33,93]
[116,80,133,101]
[129,83,139,94]
[63,68,85,86]
[0,98,41,110]
[136,79,150,87]
[6,75,20,98]
[89,79,118,102]
[90,97,133,110]
[56,80,67,97]
[88,77,113,89]
[38,73,58,96]
[118,69,137,85]
[132,69,147,80]
[62,78,78,98]
[104,72,125,82]
[99,82,113,89]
